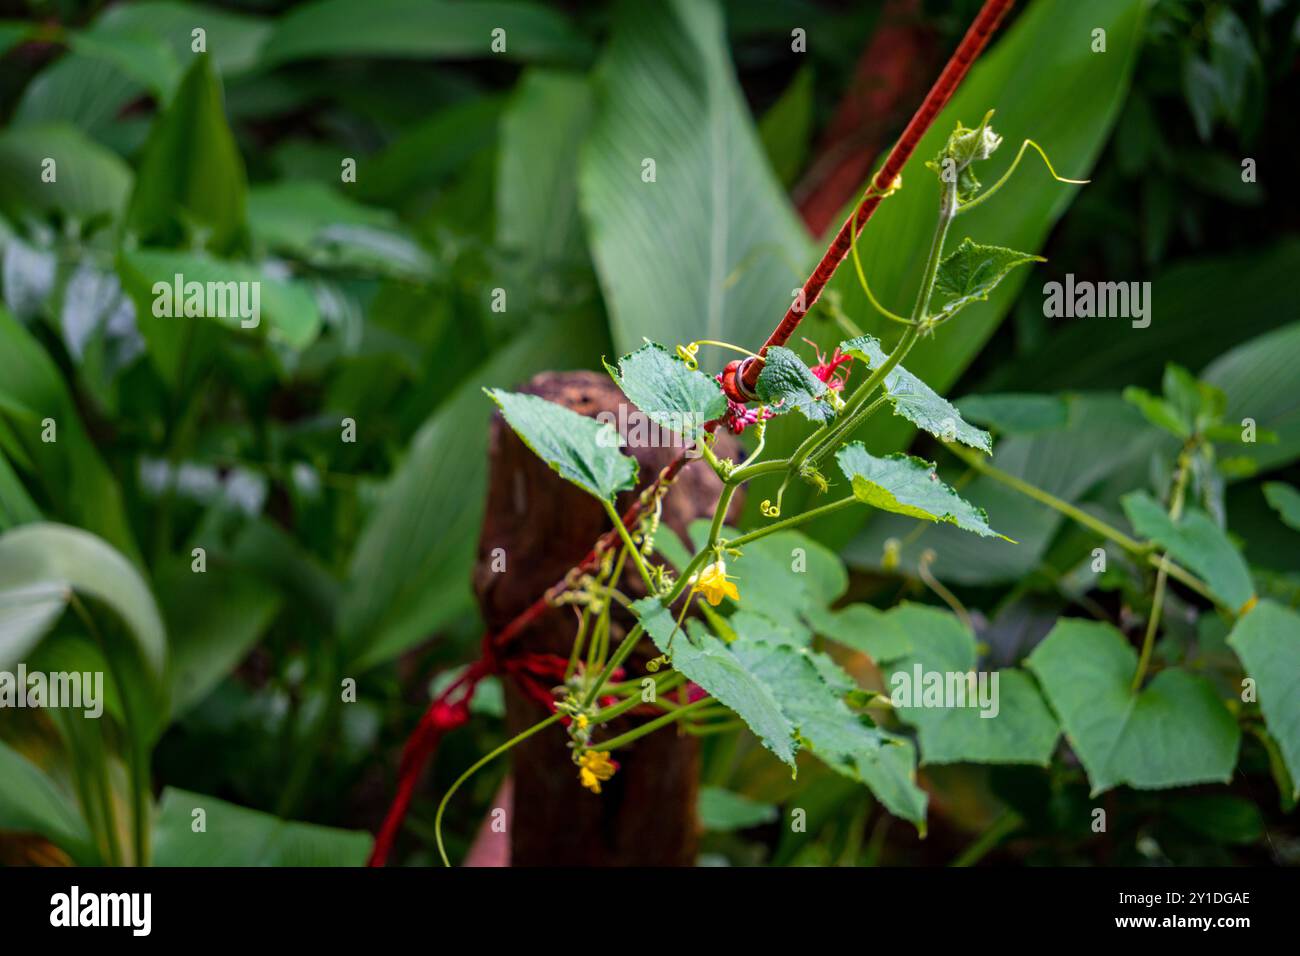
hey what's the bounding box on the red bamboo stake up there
[736,0,1015,395]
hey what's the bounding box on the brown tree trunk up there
[473,370,742,866]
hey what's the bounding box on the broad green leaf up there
[954,393,1068,435]
[757,0,1144,540]
[1227,602,1300,799]
[126,54,247,255]
[579,0,812,354]
[0,523,165,683]
[151,788,371,866]
[1204,321,1300,473]
[67,26,181,100]
[496,69,593,274]
[0,124,132,223]
[0,450,41,531]
[0,740,93,862]
[754,346,834,424]
[95,2,272,78]
[836,444,1007,539]
[158,560,281,717]
[846,394,1168,585]
[932,238,1043,323]
[604,342,727,442]
[260,0,590,66]
[485,388,637,503]
[809,603,912,662]
[341,313,607,667]
[697,786,778,832]
[1263,482,1300,532]
[1027,618,1240,794]
[11,56,145,149]
[247,181,433,281]
[729,638,927,828]
[1121,491,1254,611]
[637,598,796,765]
[1168,793,1265,845]
[757,65,813,188]
[840,335,991,452]
[0,309,137,558]
[879,604,1058,765]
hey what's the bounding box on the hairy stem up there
[1132,451,1191,691]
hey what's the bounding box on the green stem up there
[1132,451,1191,691]
[588,698,714,751]
[950,811,1021,867]
[602,500,655,592]
[434,713,562,867]
[726,497,860,548]
[582,622,644,708]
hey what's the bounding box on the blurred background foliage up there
[0,0,1296,867]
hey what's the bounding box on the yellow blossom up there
[692,560,740,607]
[577,750,617,794]
[574,714,589,730]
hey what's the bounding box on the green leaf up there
[836,444,1007,539]
[754,346,834,424]
[954,393,1068,435]
[880,605,1058,765]
[932,238,1043,323]
[604,342,727,442]
[636,598,796,766]
[158,560,281,718]
[809,602,912,662]
[579,0,812,354]
[260,0,590,66]
[94,2,272,78]
[496,69,593,273]
[839,336,992,452]
[1263,482,1300,532]
[1227,601,1300,799]
[697,786,778,832]
[757,65,814,188]
[1204,321,1300,474]
[1121,491,1254,611]
[67,26,181,100]
[0,740,93,862]
[761,0,1145,541]
[1027,618,1240,794]
[0,124,132,223]
[0,523,165,683]
[126,54,247,255]
[1168,793,1264,845]
[151,788,371,866]
[729,638,927,828]
[485,388,637,503]
[1122,385,1189,438]
[247,181,433,281]
[0,309,137,558]
[341,314,606,667]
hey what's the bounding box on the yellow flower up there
[692,560,740,607]
[574,714,589,730]
[577,750,617,794]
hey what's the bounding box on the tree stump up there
[473,370,742,866]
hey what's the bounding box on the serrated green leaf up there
[754,346,834,424]
[1121,491,1254,611]
[1027,618,1240,794]
[729,639,926,828]
[807,603,912,662]
[1263,482,1300,532]
[485,389,637,503]
[880,605,1057,765]
[1227,601,1300,799]
[604,342,726,442]
[932,238,1043,323]
[840,336,991,452]
[836,444,1007,539]
[636,598,796,765]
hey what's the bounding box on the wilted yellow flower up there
[692,560,740,607]
[578,750,617,794]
